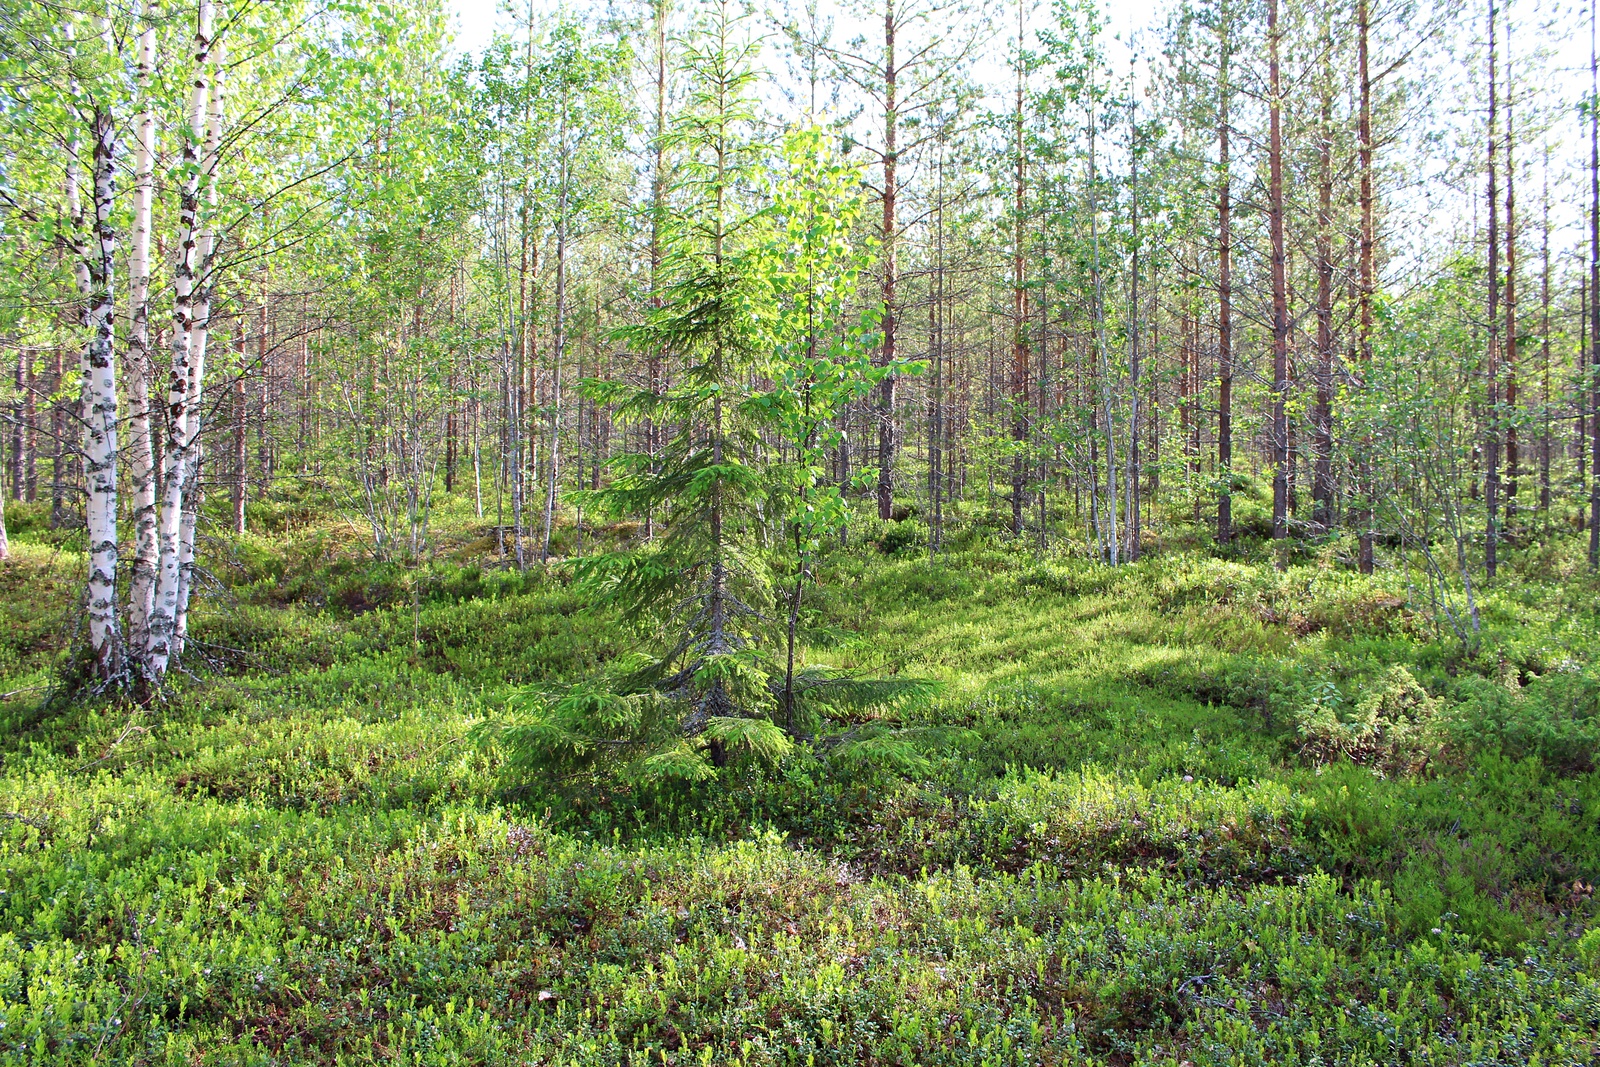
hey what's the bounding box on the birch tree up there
[145,0,223,681]
[62,9,124,678]
[127,1,160,653]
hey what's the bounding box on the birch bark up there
[174,38,228,657]
[128,2,160,651]
[63,16,123,675]
[147,0,218,678]
[82,100,122,677]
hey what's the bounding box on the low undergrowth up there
[1,507,1597,1064]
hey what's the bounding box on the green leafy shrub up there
[866,559,974,604]
[1293,665,1443,771]
[0,542,79,683]
[1015,558,1126,598]
[6,501,1600,1063]
[1444,665,1600,774]
[876,518,927,555]
[862,767,1309,882]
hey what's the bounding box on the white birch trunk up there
[82,103,122,678]
[173,37,227,659]
[127,2,160,652]
[175,452,202,655]
[63,17,123,675]
[146,0,216,679]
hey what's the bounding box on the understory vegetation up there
[7,0,1600,1058]
[2,497,1597,1065]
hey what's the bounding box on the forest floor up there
[1,494,1599,1065]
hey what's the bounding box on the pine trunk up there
[1217,26,1233,547]
[1486,0,1502,581]
[1504,24,1519,533]
[1357,0,1376,573]
[1089,100,1118,565]
[1269,0,1288,548]
[1011,34,1028,539]
[1127,92,1141,562]
[877,0,899,520]
[1313,22,1335,534]
[1590,0,1600,565]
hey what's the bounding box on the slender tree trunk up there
[930,142,945,556]
[147,3,219,680]
[1504,20,1519,533]
[541,99,570,565]
[1581,275,1589,508]
[514,282,528,566]
[81,99,122,678]
[1590,0,1599,566]
[61,21,86,535]
[1313,18,1335,534]
[1011,21,1028,538]
[511,187,536,571]
[445,271,457,493]
[1217,23,1234,547]
[257,278,272,499]
[1127,85,1142,562]
[233,332,248,534]
[128,3,159,650]
[784,249,823,730]
[1539,148,1551,521]
[1486,0,1502,581]
[8,352,23,503]
[1089,373,1102,556]
[646,0,668,540]
[1037,289,1048,550]
[473,362,483,519]
[496,358,508,557]
[1180,265,1195,504]
[508,352,524,567]
[49,345,67,531]
[703,55,733,754]
[877,0,899,520]
[173,43,227,659]
[1269,0,1289,549]
[298,293,311,472]
[24,353,35,503]
[1089,97,1119,565]
[1358,0,1377,573]
[1146,256,1159,501]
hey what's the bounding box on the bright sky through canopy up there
[445,0,1167,63]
